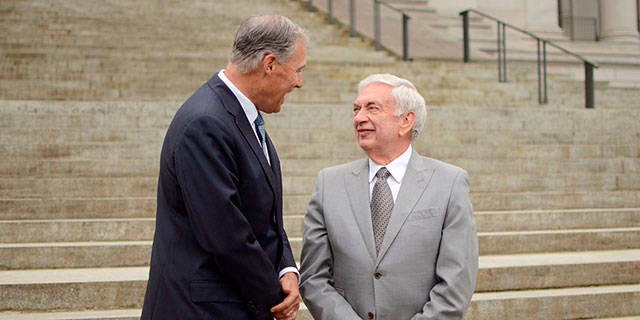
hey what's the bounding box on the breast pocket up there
[407,207,443,221]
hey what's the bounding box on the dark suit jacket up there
[141,73,296,320]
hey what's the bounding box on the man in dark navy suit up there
[141,15,307,320]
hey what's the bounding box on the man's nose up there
[353,109,368,124]
[295,74,303,88]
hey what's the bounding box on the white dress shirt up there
[218,70,299,280]
[218,70,270,164]
[368,145,413,203]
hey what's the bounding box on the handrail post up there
[537,39,542,104]
[328,0,333,24]
[308,0,313,12]
[585,62,595,108]
[461,11,470,62]
[543,40,548,104]
[502,23,507,82]
[349,0,356,37]
[497,21,503,82]
[402,13,410,61]
[374,0,381,51]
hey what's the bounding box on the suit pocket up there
[407,207,443,221]
[190,280,244,303]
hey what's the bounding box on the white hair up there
[230,15,308,73]
[357,74,427,140]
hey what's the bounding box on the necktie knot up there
[376,167,390,180]
[254,113,264,127]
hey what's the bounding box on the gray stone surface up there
[0,0,639,318]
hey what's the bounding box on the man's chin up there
[357,140,372,151]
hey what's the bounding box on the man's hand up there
[271,272,300,320]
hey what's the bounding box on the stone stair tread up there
[479,249,640,268]
[0,309,140,320]
[472,283,640,301]
[477,207,640,215]
[479,226,640,236]
[0,267,148,285]
[0,241,152,248]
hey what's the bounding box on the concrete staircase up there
[1,0,640,319]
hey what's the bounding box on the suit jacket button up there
[367,312,374,319]
[374,272,382,279]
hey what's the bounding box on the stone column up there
[599,0,640,41]
[525,0,563,36]
[428,0,477,17]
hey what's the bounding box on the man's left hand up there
[270,272,300,320]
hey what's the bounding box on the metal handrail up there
[298,0,411,61]
[460,8,599,108]
[372,0,410,60]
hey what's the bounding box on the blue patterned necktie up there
[254,112,269,162]
[371,167,393,254]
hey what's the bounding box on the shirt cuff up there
[278,267,300,284]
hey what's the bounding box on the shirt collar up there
[368,145,413,184]
[218,69,258,123]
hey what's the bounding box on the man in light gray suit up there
[300,74,478,320]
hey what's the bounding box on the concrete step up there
[7,107,638,135]
[1,250,638,316]
[1,101,637,132]
[1,171,639,198]
[475,208,640,232]
[477,227,640,254]
[0,216,298,242]
[5,157,633,179]
[0,241,151,269]
[1,126,638,149]
[466,284,640,320]
[0,267,147,311]
[0,197,156,220]
[0,309,140,320]
[476,249,640,291]
[3,141,637,163]
[1,190,638,222]
[0,219,155,243]
[3,208,638,242]
[2,107,638,136]
[469,190,640,211]
[287,227,640,257]
[286,208,640,236]
[3,227,638,269]
[0,159,159,178]
[0,177,158,198]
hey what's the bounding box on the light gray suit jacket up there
[300,150,478,320]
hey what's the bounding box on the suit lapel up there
[209,74,279,197]
[344,159,377,262]
[376,151,436,264]
[265,132,282,213]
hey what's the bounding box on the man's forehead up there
[354,85,394,106]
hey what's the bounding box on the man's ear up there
[262,54,277,74]
[399,111,416,137]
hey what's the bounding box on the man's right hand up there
[271,272,300,320]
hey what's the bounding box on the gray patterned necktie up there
[371,167,393,255]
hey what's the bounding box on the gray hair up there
[230,15,307,73]
[357,74,427,140]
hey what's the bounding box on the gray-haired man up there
[142,15,306,320]
[300,74,478,319]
